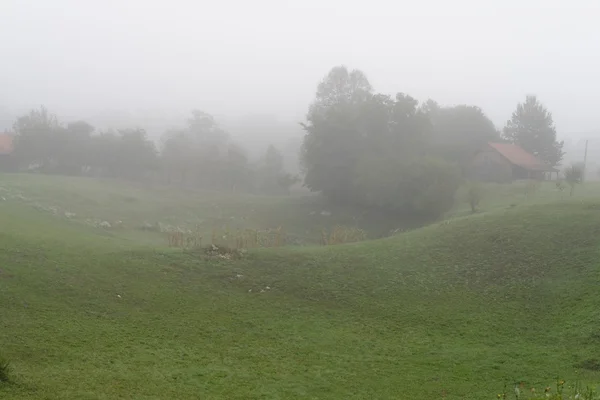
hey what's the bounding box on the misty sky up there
[1,0,600,136]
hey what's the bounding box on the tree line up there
[300,66,563,217]
[5,107,299,195]
[3,65,564,218]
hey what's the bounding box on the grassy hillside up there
[449,179,600,218]
[1,173,592,245]
[2,176,600,398]
[0,174,414,246]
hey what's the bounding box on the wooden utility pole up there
[583,139,589,182]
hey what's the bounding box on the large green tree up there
[59,121,95,175]
[352,94,459,216]
[301,66,460,217]
[261,145,284,180]
[85,128,158,179]
[88,131,120,177]
[257,144,299,194]
[12,106,62,170]
[12,107,160,179]
[223,142,251,192]
[424,101,499,171]
[301,66,374,202]
[503,95,564,166]
[12,107,97,174]
[309,65,372,114]
[160,110,254,191]
[115,128,159,180]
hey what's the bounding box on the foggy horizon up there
[4,3,600,397]
[2,0,600,137]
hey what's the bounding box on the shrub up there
[276,173,301,194]
[465,182,484,213]
[404,159,462,216]
[321,225,367,245]
[210,226,285,249]
[564,164,583,196]
[167,231,202,249]
[355,156,462,218]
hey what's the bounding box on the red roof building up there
[471,142,557,182]
[0,133,14,155]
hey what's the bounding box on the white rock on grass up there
[99,221,112,229]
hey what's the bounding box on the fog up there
[2,0,600,139]
[3,3,600,396]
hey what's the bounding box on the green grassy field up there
[0,174,417,246]
[2,174,600,399]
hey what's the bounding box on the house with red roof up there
[0,132,15,171]
[0,132,13,155]
[471,142,558,182]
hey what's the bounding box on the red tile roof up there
[488,142,557,172]
[0,133,14,155]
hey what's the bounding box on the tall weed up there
[321,225,367,245]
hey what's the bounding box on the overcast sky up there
[1,0,600,136]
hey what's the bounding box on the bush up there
[321,225,367,245]
[210,226,286,248]
[564,164,583,196]
[465,182,484,213]
[355,157,462,218]
[391,158,462,217]
[404,159,462,216]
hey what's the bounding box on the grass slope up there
[2,180,600,398]
[0,174,409,245]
